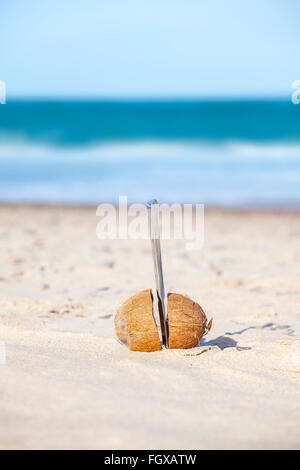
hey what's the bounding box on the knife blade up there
[147,199,168,347]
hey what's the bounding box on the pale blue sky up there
[0,0,299,98]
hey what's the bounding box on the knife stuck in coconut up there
[114,200,212,351]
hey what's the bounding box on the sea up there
[0,99,299,207]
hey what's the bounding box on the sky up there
[0,0,299,98]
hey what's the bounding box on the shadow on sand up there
[200,322,295,352]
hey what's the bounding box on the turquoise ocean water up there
[0,100,299,206]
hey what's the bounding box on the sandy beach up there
[0,204,299,450]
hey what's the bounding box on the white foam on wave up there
[0,136,299,205]
[0,136,300,163]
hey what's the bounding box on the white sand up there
[0,205,299,450]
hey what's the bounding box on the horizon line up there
[3,94,291,103]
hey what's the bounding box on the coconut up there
[167,293,211,349]
[115,289,212,352]
[114,289,162,352]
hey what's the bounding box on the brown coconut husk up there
[115,290,212,352]
[167,293,211,349]
[114,289,162,352]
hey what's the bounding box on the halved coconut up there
[115,290,212,352]
[114,289,162,352]
[167,293,211,349]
